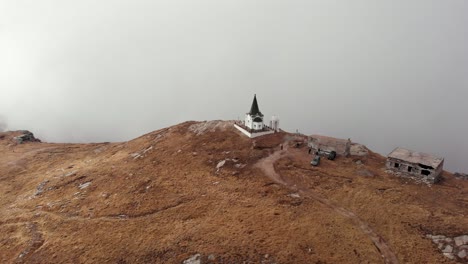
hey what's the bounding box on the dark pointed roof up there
[248,94,263,116]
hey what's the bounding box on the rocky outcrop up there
[427,234,468,261]
[13,130,40,144]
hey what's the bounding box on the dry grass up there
[0,122,467,263]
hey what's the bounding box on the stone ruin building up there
[308,135,351,156]
[386,147,444,183]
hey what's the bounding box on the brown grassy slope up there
[0,121,467,264]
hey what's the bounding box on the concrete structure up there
[235,95,277,138]
[270,116,280,132]
[308,135,351,156]
[386,147,444,183]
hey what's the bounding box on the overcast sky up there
[1,1,467,172]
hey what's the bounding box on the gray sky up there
[1,1,467,173]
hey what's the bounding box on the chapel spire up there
[249,94,263,116]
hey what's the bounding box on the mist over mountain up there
[1,1,467,172]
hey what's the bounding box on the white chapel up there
[234,94,279,138]
[244,94,264,131]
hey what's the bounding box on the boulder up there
[458,250,467,259]
[183,254,201,264]
[442,245,453,253]
[454,235,468,246]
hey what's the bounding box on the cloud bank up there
[0,1,467,172]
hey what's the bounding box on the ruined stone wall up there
[308,136,351,156]
[434,160,444,180]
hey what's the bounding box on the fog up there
[1,1,467,172]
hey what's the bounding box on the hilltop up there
[0,121,467,263]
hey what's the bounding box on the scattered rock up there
[188,120,234,135]
[288,193,300,198]
[35,180,49,196]
[130,146,153,160]
[216,160,226,172]
[130,153,142,159]
[455,235,468,246]
[183,253,201,264]
[64,171,78,177]
[458,249,467,259]
[428,233,468,261]
[443,253,455,260]
[442,245,453,253]
[207,254,216,261]
[78,182,91,190]
[431,235,446,242]
[355,160,363,165]
[460,245,468,251]
[235,163,246,169]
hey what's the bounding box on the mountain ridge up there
[0,120,467,263]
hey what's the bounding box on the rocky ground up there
[0,121,467,263]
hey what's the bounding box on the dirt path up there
[255,147,400,264]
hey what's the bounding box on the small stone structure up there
[386,147,444,183]
[235,94,278,138]
[308,135,351,156]
[454,172,468,180]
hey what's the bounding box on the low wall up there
[234,124,275,138]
